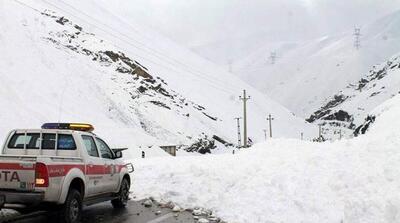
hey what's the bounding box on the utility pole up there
[318,124,322,138]
[263,129,267,141]
[228,59,233,73]
[354,27,361,50]
[239,90,251,148]
[335,129,342,140]
[234,117,242,148]
[266,114,274,138]
[318,124,327,142]
[269,52,277,65]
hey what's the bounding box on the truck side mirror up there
[126,163,134,173]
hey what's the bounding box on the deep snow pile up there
[131,95,400,223]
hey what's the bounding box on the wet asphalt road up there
[5,200,196,223]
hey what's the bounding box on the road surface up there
[3,200,199,223]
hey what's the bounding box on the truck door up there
[96,138,119,192]
[81,135,104,196]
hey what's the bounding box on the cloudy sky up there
[105,0,400,47]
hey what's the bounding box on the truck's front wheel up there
[61,189,82,223]
[111,178,130,208]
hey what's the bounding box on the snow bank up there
[131,95,400,223]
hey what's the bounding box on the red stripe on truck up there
[46,164,117,177]
[1,163,126,178]
[116,165,126,173]
[0,163,35,170]
[86,165,104,175]
[47,164,85,177]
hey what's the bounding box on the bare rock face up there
[39,10,227,153]
[184,134,217,154]
[354,115,376,136]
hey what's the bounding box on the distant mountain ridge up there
[307,52,400,135]
[194,10,400,118]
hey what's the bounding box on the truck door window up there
[8,133,40,149]
[57,134,76,150]
[82,135,99,157]
[96,138,114,159]
[42,133,56,149]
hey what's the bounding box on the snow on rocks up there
[140,197,224,222]
[172,205,182,212]
[142,199,153,207]
[192,209,204,216]
[198,218,210,223]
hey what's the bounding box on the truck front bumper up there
[0,190,44,209]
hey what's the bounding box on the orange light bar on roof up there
[42,123,95,132]
[69,123,94,132]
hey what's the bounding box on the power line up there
[13,0,40,12]
[42,0,239,93]
[12,0,253,133]
[13,0,238,96]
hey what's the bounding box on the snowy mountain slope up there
[306,52,400,136]
[131,94,400,223]
[202,10,400,117]
[0,0,314,153]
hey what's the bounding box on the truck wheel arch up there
[58,169,86,204]
[123,174,130,186]
[69,178,85,198]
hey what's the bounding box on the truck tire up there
[111,178,130,208]
[61,189,82,223]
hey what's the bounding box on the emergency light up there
[41,123,94,132]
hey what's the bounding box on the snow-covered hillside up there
[196,10,400,117]
[307,52,400,136]
[0,0,314,154]
[132,94,400,223]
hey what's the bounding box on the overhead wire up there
[12,0,237,95]
[40,0,240,94]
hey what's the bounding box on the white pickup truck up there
[0,123,133,223]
